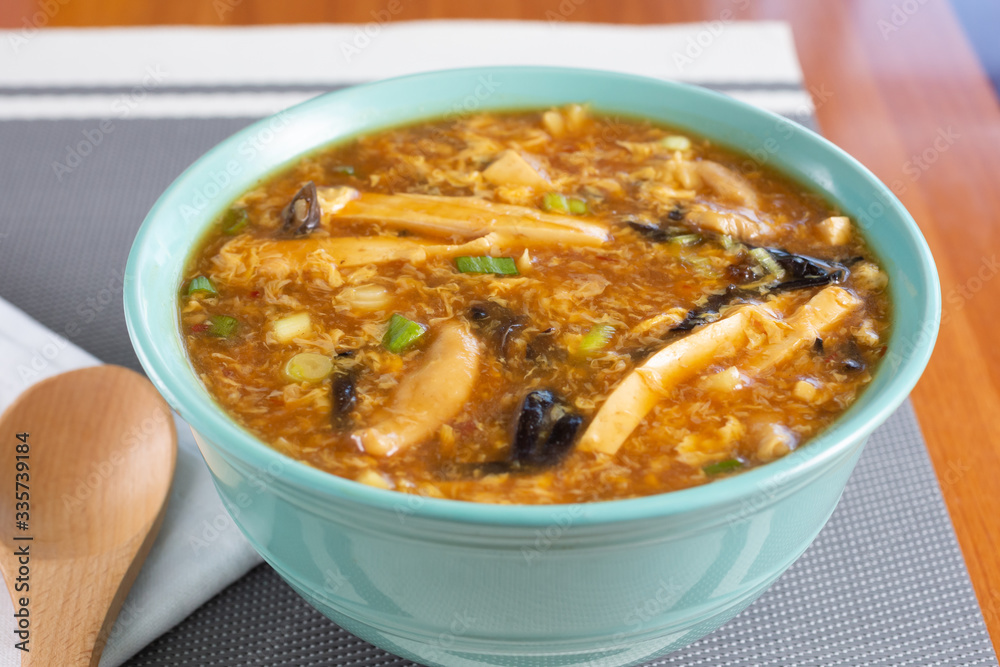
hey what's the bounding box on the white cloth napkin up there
[0,20,809,664]
[0,296,262,666]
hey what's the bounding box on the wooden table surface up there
[3,0,998,651]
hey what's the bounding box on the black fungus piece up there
[672,285,743,332]
[467,301,525,358]
[280,181,322,237]
[468,390,584,475]
[628,220,671,243]
[667,206,685,222]
[813,337,825,354]
[764,247,848,292]
[511,390,555,464]
[330,371,357,429]
[531,413,584,467]
[627,218,696,244]
[843,358,865,372]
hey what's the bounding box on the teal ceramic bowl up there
[124,67,939,666]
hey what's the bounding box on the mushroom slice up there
[356,322,481,456]
[326,192,609,246]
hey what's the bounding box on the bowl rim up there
[124,65,941,527]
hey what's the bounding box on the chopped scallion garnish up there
[332,165,355,175]
[382,313,427,353]
[749,248,786,279]
[542,192,568,214]
[222,208,249,235]
[718,234,738,251]
[208,315,238,338]
[567,197,588,215]
[576,323,615,357]
[455,256,519,275]
[284,352,334,383]
[669,234,702,246]
[187,276,217,296]
[703,459,743,475]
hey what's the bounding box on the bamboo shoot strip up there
[264,233,508,270]
[742,286,862,375]
[323,192,610,246]
[579,306,758,456]
[355,323,481,456]
[580,286,861,456]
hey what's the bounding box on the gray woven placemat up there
[0,87,995,666]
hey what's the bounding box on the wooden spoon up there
[0,366,176,666]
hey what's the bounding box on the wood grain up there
[0,367,176,665]
[2,0,997,650]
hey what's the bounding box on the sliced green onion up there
[749,248,786,279]
[718,234,738,251]
[332,165,355,175]
[455,256,519,275]
[576,323,615,357]
[542,192,569,214]
[661,135,692,151]
[208,315,238,338]
[222,208,249,235]
[284,352,334,383]
[567,197,588,215]
[382,313,427,353]
[187,276,217,296]
[703,459,744,475]
[669,234,702,246]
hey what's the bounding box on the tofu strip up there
[579,286,861,456]
[356,323,481,456]
[267,232,507,270]
[743,286,862,375]
[579,306,758,456]
[323,191,610,247]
